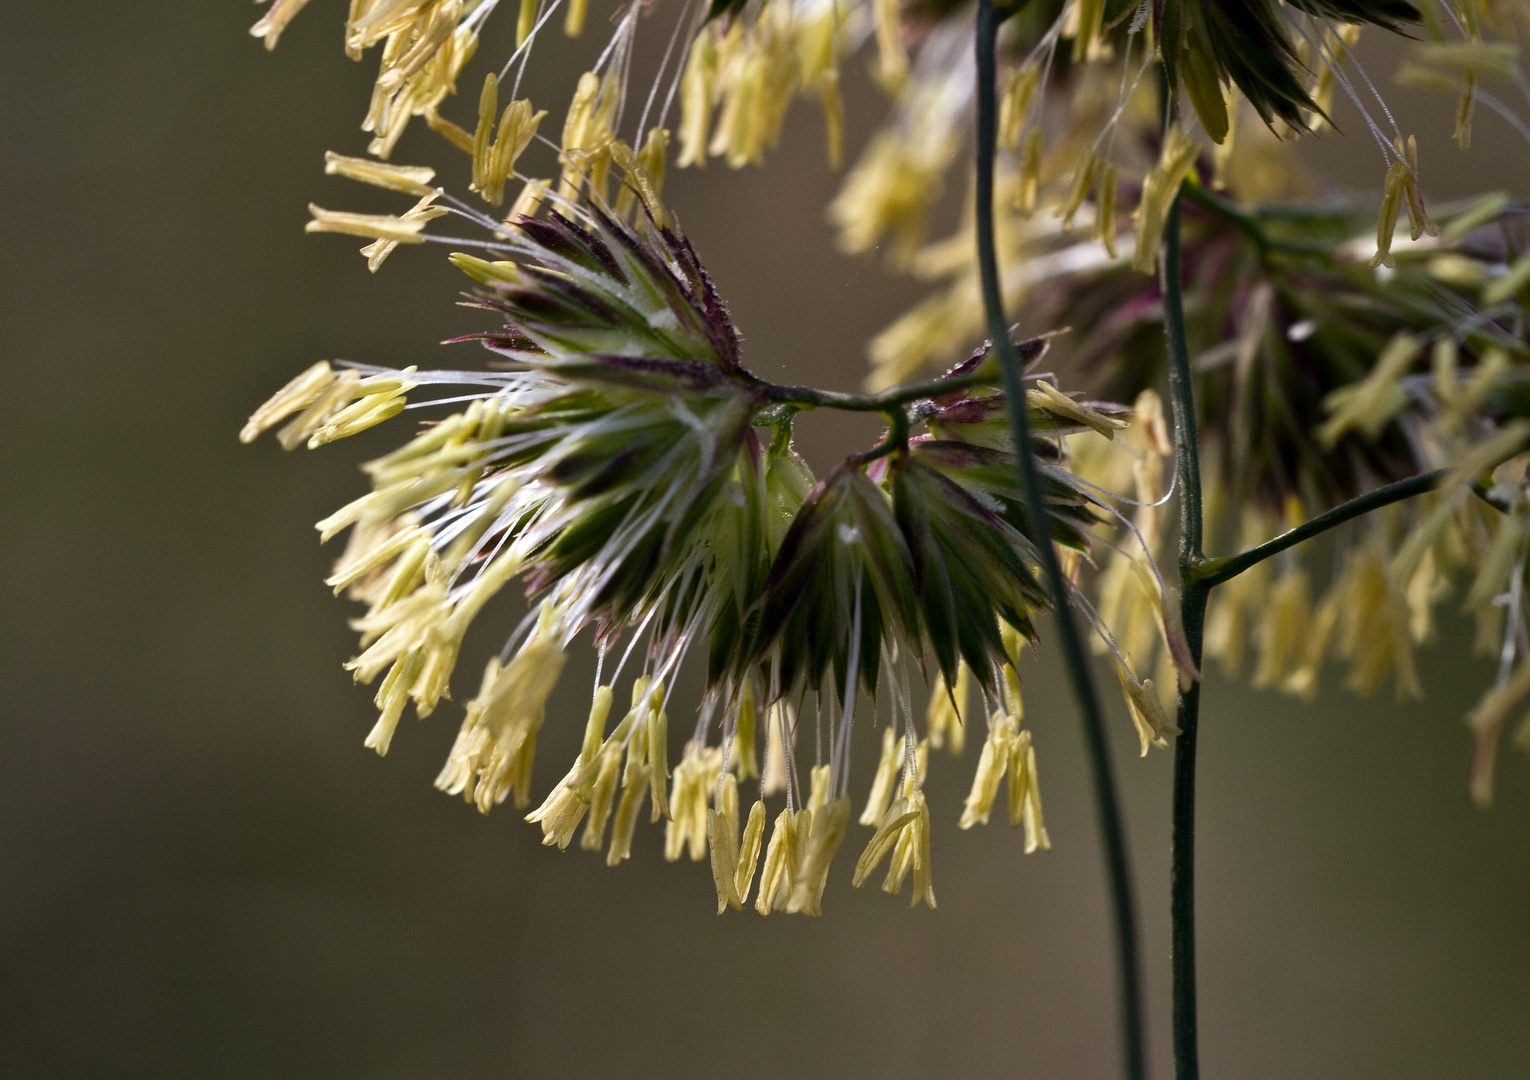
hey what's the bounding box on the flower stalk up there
[975,3,1145,1078]
[1163,189,1207,1080]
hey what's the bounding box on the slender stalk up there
[976,4,1146,1079]
[754,351,1039,412]
[1163,192,1206,1080]
[1193,470,1449,588]
[1177,184,1332,260]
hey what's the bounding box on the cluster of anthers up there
[247,0,1530,913]
[243,155,1185,911]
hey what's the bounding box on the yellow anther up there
[677,30,720,169]
[830,129,949,265]
[728,680,759,781]
[1413,39,1521,80]
[1317,332,1421,448]
[878,791,934,907]
[1455,72,1478,149]
[852,796,920,886]
[1096,162,1120,258]
[1371,137,1437,267]
[1253,569,1313,690]
[959,711,1014,828]
[1070,0,1106,62]
[1027,381,1129,439]
[565,0,589,36]
[785,795,851,916]
[324,151,437,196]
[1308,24,1361,132]
[1058,150,1100,230]
[1117,665,1177,755]
[733,798,766,905]
[665,740,723,861]
[1466,660,1530,807]
[754,806,800,914]
[1282,588,1339,701]
[820,69,844,170]
[470,74,545,206]
[360,192,452,271]
[872,0,909,93]
[999,65,1042,152]
[1016,127,1043,218]
[308,367,419,447]
[250,0,313,50]
[612,135,670,229]
[926,664,969,756]
[1006,729,1049,852]
[1400,136,1438,242]
[277,369,362,451]
[305,201,445,244]
[242,361,336,443]
[1335,545,1421,699]
[1485,254,1530,306]
[1133,125,1201,273]
[375,0,461,94]
[606,679,654,865]
[448,252,521,285]
[804,763,830,816]
[433,602,568,811]
[761,701,792,796]
[365,649,424,755]
[322,523,422,596]
[646,684,670,822]
[580,738,625,852]
[559,71,617,201]
[859,727,903,826]
[637,127,672,209]
[707,781,743,912]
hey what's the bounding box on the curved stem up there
[1178,184,1332,260]
[755,362,1014,411]
[1193,470,1449,588]
[1163,192,1206,1080]
[976,4,1146,1079]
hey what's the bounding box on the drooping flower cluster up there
[246,151,1188,909]
[1031,186,1530,799]
[248,0,1530,881]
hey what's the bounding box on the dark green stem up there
[849,407,912,465]
[755,364,1009,412]
[1178,184,1331,260]
[1192,470,1449,588]
[977,4,1146,1079]
[1164,192,1206,1080]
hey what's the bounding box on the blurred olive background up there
[3,4,1528,1078]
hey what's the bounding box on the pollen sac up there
[859,726,903,827]
[784,795,852,917]
[753,806,801,915]
[435,602,568,812]
[666,741,724,861]
[525,686,614,849]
